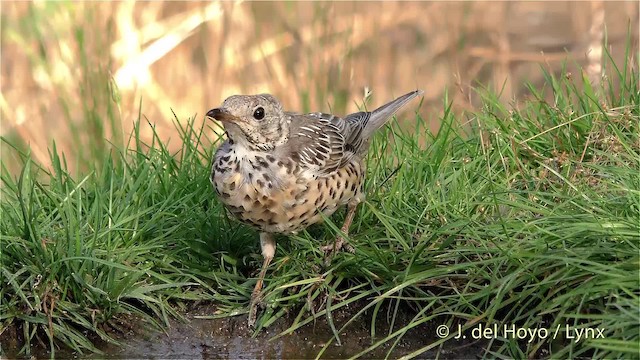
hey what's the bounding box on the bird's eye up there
[253,107,265,120]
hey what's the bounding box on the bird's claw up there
[321,236,355,265]
[320,236,354,253]
[248,291,263,328]
[248,305,257,328]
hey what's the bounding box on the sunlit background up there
[1,1,638,173]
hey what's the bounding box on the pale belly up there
[211,156,363,234]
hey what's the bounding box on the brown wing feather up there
[284,112,346,176]
[283,96,410,175]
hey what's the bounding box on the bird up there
[206,90,423,326]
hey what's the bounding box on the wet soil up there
[1,302,487,359]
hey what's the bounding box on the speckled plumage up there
[206,90,423,326]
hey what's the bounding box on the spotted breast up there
[211,139,364,234]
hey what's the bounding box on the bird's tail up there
[360,90,424,141]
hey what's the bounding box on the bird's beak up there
[206,108,239,123]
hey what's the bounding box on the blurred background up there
[1,1,638,174]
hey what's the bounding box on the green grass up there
[2,53,639,358]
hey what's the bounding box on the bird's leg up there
[321,203,357,255]
[248,232,275,327]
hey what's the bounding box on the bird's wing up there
[336,90,425,162]
[285,112,347,176]
[341,111,371,157]
[282,90,423,176]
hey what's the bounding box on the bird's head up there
[206,94,290,151]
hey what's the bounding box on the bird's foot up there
[247,290,263,328]
[320,236,355,254]
[321,236,355,265]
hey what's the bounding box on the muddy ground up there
[1,302,488,359]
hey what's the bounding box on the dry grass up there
[1,1,638,174]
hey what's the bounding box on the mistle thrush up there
[206,90,423,326]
